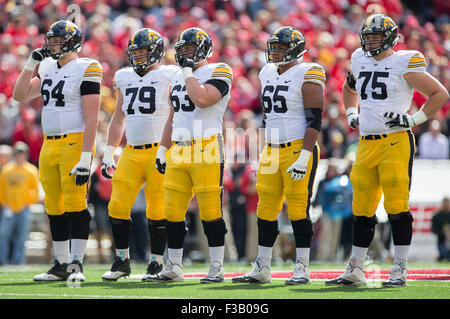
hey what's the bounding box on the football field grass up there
[0,262,449,300]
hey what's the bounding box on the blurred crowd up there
[0,0,449,264]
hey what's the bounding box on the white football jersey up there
[38,57,103,136]
[169,62,232,141]
[113,65,178,145]
[350,48,427,135]
[259,62,326,144]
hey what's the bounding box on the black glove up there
[178,56,195,69]
[101,162,116,179]
[155,158,166,174]
[31,48,50,62]
[72,167,90,186]
[384,112,414,128]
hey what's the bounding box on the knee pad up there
[68,210,91,240]
[257,218,279,247]
[148,219,167,255]
[202,218,228,247]
[388,212,413,245]
[291,218,314,248]
[48,212,70,241]
[109,216,131,249]
[352,215,378,248]
[166,221,187,249]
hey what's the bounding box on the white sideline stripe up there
[0,292,161,299]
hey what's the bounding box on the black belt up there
[268,142,292,148]
[129,143,159,149]
[361,134,387,140]
[46,134,67,140]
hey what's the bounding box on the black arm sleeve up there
[80,81,100,96]
[304,108,323,132]
[205,79,229,97]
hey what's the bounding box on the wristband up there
[297,149,312,165]
[411,110,427,126]
[346,107,358,117]
[104,145,115,160]
[182,67,194,80]
[79,152,93,166]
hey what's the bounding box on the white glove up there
[346,107,359,129]
[155,145,168,174]
[286,150,311,181]
[384,110,427,128]
[101,145,116,179]
[69,152,92,186]
[24,48,49,71]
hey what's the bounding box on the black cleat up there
[141,260,163,282]
[33,260,70,281]
[102,257,131,281]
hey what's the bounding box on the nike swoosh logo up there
[200,149,207,152]
[69,142,77,146]
[285,80,291,83]
[293,151,300,154]
[64,75,70,78]
[151,81,158,84]
[385,67,392,70]
[391,142,399,146]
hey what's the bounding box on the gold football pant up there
[256,139,320,222]
[350,130,415,217]
[39,132,92,215]
[108,143,165,221]
[163,134,225,222]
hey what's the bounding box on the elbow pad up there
[346,72,357,91]
[305,108,323,132]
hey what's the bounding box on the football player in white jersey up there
[146,27,232,284]
[100,28,178,281]
[13,20,102,282]
[325,14,448,288]
[232,26,325,285]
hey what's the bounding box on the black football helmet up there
[359,14,399,57]
[174,27,212,64]
[265,26,307,65]
[127,28,165,73]
[43,20,82,60]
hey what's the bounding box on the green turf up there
[0,262,449,299]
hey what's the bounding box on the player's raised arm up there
[13,49,49,102]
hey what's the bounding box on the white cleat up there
[200,261,225,284]
[382,263,407,288]
[232,259,271,284]
[285,262,310,285]
[325,260,366,286]
[143,260,184,283]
